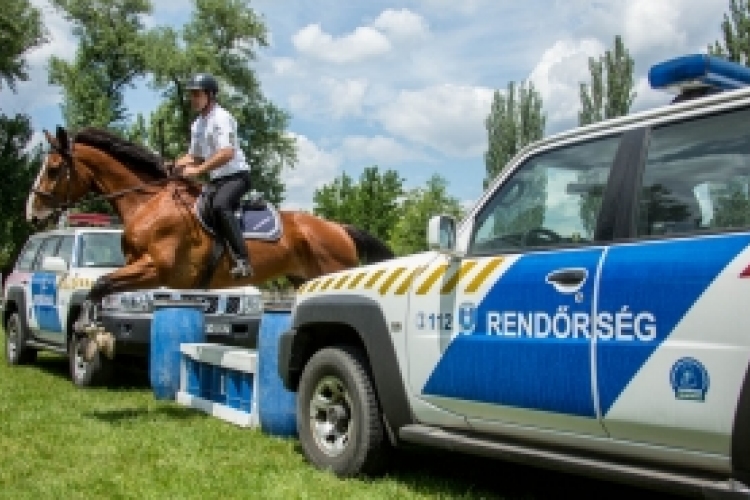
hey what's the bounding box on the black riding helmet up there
[186,73,219,97]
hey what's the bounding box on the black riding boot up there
[216,209,253,278]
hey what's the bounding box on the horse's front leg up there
[78,257,161,361]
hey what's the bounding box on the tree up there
[579,35,635,126]
[0,0,47,91]
[313,166,404,242]
[49,0,151,131]
[0,115,42,271]
[389,174,463,256]
[709,0,750,64]
[484,81,545,188]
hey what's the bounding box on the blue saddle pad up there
[193,194,282,242]
[239,203,282,240]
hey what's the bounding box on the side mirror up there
[42,256,68,274]
[427,215,456,251]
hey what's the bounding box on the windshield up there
[77,233,125,268]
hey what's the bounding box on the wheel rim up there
[72,340,90,382]
[6,319,19,361]
[309,375,353,457]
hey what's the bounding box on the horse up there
[26,126,394,358]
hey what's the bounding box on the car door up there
[406,132,625,436]
[29,235,63,343]
[597,106,750,457]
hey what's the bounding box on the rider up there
[176,73,253,278]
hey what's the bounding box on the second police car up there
[278,55,750,498]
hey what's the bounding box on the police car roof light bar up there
[649,54,750,93]
[66,213,118,227]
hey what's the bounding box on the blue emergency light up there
[649,54,750,93]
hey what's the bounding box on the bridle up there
[31,137,191,228]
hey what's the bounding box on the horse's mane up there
[74,127,168,179]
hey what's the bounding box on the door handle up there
[545,268,588,293]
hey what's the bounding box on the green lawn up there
[0,328,674,499]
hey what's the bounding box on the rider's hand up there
[182,165,203,178]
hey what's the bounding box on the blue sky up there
[0,0,730,209]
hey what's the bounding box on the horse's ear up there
[44,129,56,147]
[55,126,69,153]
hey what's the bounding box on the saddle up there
[194,188,283,242]
[192,188,283,288]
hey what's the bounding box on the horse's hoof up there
[84,339,99,362]
[97,332,116,360]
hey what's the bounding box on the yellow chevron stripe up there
[322,277,339,291]
[332,273,351,290]
[440,260,478,294]
[394,266,426,295]
[464,257,505,293]
[348,272,367,289]
[306,279,321,293]
[297,282,307,294]
[379,267,407,295]
[416,264,449,295]
[364,269,387,289]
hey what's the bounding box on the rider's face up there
[189,89,209,112]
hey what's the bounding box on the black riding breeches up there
[210,171,250,216]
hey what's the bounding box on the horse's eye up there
[46,167,60,180]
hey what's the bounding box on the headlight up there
[238,295,262,315]
[101,291,152,312]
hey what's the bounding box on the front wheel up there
[69,334,114,388]
[4,312,37,365]
[297,345,389,477]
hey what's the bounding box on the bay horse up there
[26,126,394,356]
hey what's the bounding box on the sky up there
[0,0,731,210]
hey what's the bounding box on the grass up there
[0,328,677,500]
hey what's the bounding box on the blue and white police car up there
[279,55,750,498]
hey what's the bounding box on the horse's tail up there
[343,225,395,264]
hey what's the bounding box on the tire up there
[297,345,389,477]
[4,312,37,365]
[69,334,114,388]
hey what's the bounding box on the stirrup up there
[230,259,253,278]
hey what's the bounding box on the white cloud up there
[529,38,606,132]
[340,135,425,165]
[281,133,341,210]
[372,9,429,40]
[323,77,369,118]
[292,24,391,64]
[378,84,494,156]
[271,57,298,76]
[623,0,686,55]
[0,0,77,114]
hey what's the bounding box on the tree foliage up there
[0,0,47,92]
[709,0,750,64]
[389,174,463,256]
[313,166,404,242]
[0,114,42,270]
[579,35,635,126]
[484,81,545,189]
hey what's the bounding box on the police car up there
[2,213,263,387]
[279,55,750,498]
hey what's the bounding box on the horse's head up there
[26,126,94,224]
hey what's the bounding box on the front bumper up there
[99,311,261,357]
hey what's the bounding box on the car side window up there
[469,134,622,255]
[638,107,750,237]
[56,236,75,268]
[16,238,43,271]
[32,237,61,271]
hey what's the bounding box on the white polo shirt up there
[188,104,249,180]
